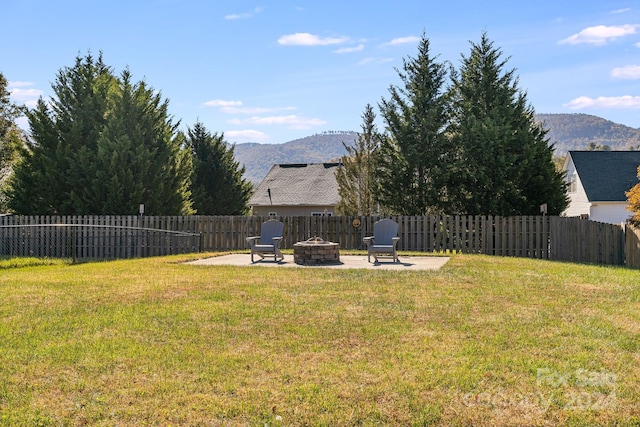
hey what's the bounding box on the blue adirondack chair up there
[246,219,285,262]
[363,219,400,263]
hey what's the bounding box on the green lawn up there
[1,254,639,426]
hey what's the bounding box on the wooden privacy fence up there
[0,214,636,266]
[0,220,200,261]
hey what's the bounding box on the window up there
[568,173,577,193]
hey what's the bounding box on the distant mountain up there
[535,113,640,155]
[235,115,640,184]
[233,131,356,184]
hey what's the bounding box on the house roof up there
[249,163,341,207]
[568,151,640,202]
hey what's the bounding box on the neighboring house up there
[248,163,341,216]
[563,151,640,224]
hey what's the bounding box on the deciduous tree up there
[0,72,27,212]
[335,104,382,216]
[627,166,640,226]
[587,142,611,151]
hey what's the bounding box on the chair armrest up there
[392,236,400,246]
[246,236,260,246]
[363,236,374,246]
[272,236,283,247]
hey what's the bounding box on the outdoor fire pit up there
[293,237,340,265]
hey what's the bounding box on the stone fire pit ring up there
[293,237,341,265]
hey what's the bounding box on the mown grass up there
[1,253,639,426]
[0,256,69,270]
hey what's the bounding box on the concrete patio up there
[187,254,450,271]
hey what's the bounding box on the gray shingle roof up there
[569,151,640,202]
[249,163,341,206]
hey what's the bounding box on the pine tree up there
[377,33,454,215]
[448,32,568,215]
[7,53,192,215]
[187,122,252,215]
[8,53,114,214]
[89,69,192,215]
[335,104,382,216]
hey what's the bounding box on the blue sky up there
[3,0,640,144]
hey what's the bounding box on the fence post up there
[72,226,77,264]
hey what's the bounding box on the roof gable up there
[249,163,341,206]
[568,151,640,202]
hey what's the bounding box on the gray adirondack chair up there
[246,219,285,262]
[363,219,400,263]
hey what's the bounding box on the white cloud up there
[224,106,296,115]
[8,81,43,108]
[564,95,640,109]
[234,115,326,129]
[224,7,264,20]
[278,33,349,46]
[209,100,324,130]
[611,65,640,79]
[205,100,296,115]
[382,36,420,46]
[203,99,243,108]
[559,24,639,45]
[225,129,268,141]
[333,44,364,54]
[250,115,326,128]
[611,8,631,14]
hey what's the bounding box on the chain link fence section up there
[0,224,202,260]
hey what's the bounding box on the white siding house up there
[562,151,640,224]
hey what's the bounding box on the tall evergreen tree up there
[448,32,567,215]
[377,33,454,215]
[7,54,113,213]
[7,53,192,215]
[187,122,252,215]
[8,53,114,214]
[90,69,192,215]
[0,72,27,212]
[335,104,382,216]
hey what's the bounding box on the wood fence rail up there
[0,214,636,267]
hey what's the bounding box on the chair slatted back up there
[260,220,284,245]
[374,219,398,245]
